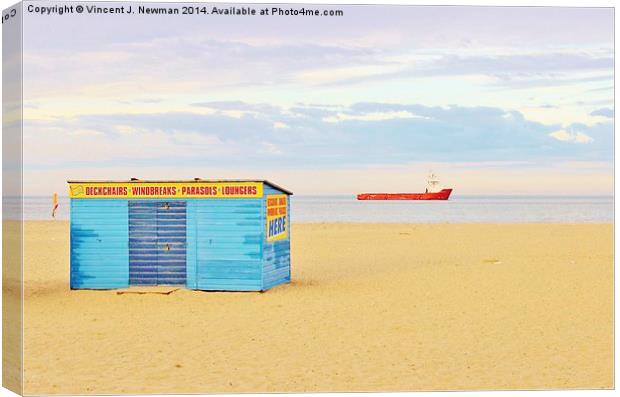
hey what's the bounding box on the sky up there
[18,2,614,195]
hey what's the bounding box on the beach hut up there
[68,179,292,291]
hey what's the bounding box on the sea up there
[9,195,615,223]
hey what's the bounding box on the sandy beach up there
[19,221,612,394]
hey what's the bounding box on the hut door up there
[155,201,187,285]
[129,201,187,286]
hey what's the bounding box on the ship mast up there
[426,172,441,193]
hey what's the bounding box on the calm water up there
[291,195,613,223]
[7,195,614,223]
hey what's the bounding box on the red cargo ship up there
[357,173,453,200]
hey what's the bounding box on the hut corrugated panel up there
[261,184,291,290]
[128,200,187,285]
[70,199,129,289]
[187,198,264,291]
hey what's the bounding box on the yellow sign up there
[68,181,263,199]
[266,194,288,242]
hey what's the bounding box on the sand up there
[16,221,613,394]
[3,221,23,394]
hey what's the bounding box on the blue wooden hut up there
[68,179,292,291]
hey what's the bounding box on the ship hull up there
[357,189,453,201]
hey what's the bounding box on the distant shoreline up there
[8,195,614,223]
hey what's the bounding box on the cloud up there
[590,107,614,118]
[273,121,289,129]
[191,101,279,113]
[116,98,164,105]
[22,102,613,171]
[23,15,614,98]
[430,53,613,76]
[322,110,425,123]
[549,129,593,144]
[303,52,614,87]
[489,73,613,90]
[23,35,381,98]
